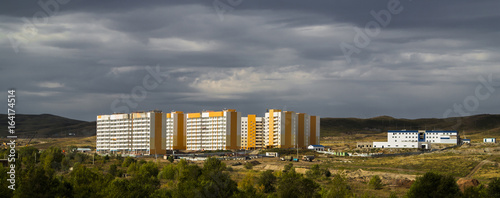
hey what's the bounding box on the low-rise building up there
[373,130,459,149]
[308,145,325,151]
[484,138,496,143]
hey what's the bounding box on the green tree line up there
[0,146,499,198]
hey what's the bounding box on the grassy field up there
[3,135,498,197]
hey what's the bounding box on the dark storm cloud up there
[1,0,499,121]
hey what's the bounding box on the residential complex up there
[185,109,241,151]
[96,111,166,155]
[96,108,320,154]
[373,130,459,149]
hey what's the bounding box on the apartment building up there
[97,109,319,153]
[96,111,166,155]
[186,109,241,151]
[310,115,320,146]
[264,109,298,149]
[373,130,459,149]
[241,115,265,150]
[297,113,310,149]
[166,111,186,150]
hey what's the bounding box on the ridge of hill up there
[1,113,499,138]
[320,114,500,137]
[1,114,95,138]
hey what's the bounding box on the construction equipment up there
[302,155,315,162]
[25,132,37,147]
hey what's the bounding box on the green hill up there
[320,114,500,137]
[1,114,95,138]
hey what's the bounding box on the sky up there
[1,0,500,121]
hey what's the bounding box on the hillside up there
[1,113,499,139]
[0,114,95,138]
[320,114,500,137]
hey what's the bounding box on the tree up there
[407,172,461,198]
[158,164,176,180]
[40,146,64,172]
[0,165,13,197]
[167,155,174,163]
[463,184,486,198]
[320,173,353,198]
[200,157,238,198]
[109,164,119,177]
[487,178,500,198]
[277,168,319,198]
[15,165,72,198]
[283,163,294,173]
[244,162,254,170]
[256,170,277,194]
[138,161,159,179]
[70,164,111,198]
[306,164,322,179]
[17,146,39,167]
[122,156,136,167]
[369,175,383,190]
[236,172,260,198]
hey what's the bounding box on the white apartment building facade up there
[185,109,241,151]
[373,130,459,149]
[96,111,166,155]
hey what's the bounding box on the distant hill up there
[0,114,95,138]
[320,114,500,137]
[2,113,499,139]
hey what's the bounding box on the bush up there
[244,162,254,170]
[277,169,319,198]
[320,173,353,198]
[306,164,321,179]
[167,155,174,163]
[257,170,277,193]
[122,157,136,167]
[369,175,383,190]
[487,178,500,198]
[407,172,461,198]
[158,164,176,180]
[283,163,294,173]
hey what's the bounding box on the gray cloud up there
[1,0,499,121]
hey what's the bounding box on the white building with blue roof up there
[373,130,459,149]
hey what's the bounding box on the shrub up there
[320,173,353,198]
[244,162,254,170]
[407,172,461,198]
[369,175,383,190]
[283,163,294,173]
[487,178,500,198]
[167,155,174,163]
[257,170,277,193]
